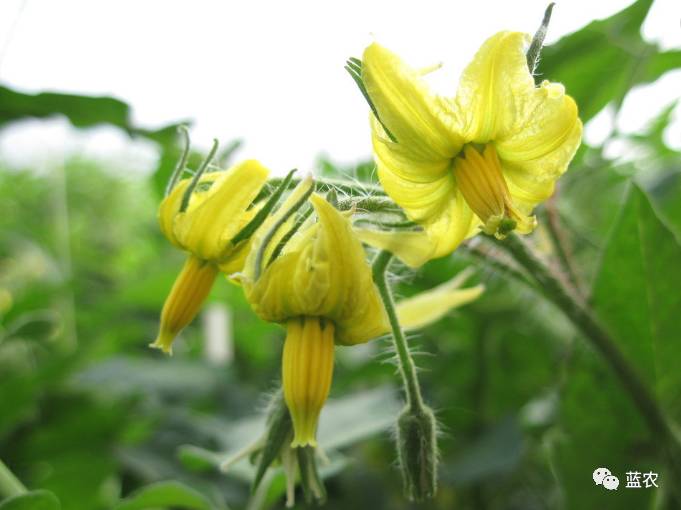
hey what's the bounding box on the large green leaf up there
[0,490,60,510]
[540,0,681,121]
[0,86,130,130]
[552,183,681,509]
[115,481,212,510]
[0,85,186,196]
[592,184,681,415]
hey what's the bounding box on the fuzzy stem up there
[267,176,386,197]
[497,234,672,440]
[372,250,424,412]
[0,459,26,499]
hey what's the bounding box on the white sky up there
[0,0,679,175]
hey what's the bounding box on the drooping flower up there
[241,180,484,447]
[360,31,582,260]
[151,159,270,353]
[241,179,389,446]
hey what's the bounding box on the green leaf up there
[443,417,524,485]
[0,86,130,130]
[639,167,681,239]
[115,481,212,510]
[555,346,654,510]
[539,0,681,121]
[553,183,680,509]
[592,184,681,416]
[71,357,224,398]
[0,490,60,510]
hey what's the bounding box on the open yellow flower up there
[151,159,270,353]
[361,31,582,259]
[241,180,484,447]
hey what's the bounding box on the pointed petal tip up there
[291,438,318,449]
[149,338,173,356]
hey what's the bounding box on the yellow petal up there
[244,194,389,345]
[377,162,480,257]
[375,147,455,222]
[496,80,583,188]
[158,178,191,248]
[456,32,534,143]
[173,160,270,262]
[354,228,435,268]
[150,255,218,354]
[362,42,462,160]
[396,272,484,331]
[282,317,335,448]
[242,176,315,281]
[371,114,452,184]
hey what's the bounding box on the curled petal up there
[496,80,583,190]
[170,160,270,262]
[363,42,462,160]
[397,281,484,331]
[378,163,479,257]
[371,117,452,184]
[354,228,435,268]
[158,178,191,248]
[244,194,388,345]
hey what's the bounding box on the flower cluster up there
[150,18,580,507]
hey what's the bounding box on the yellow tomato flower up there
[361,31,582,259]
[242,181,389,446]
[152,159,270,353]
[242,181,484,447]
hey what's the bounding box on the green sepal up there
[526,3,555,75]
[253,178,314,280]
[252,391,293,492]
[266,206,313,267]
[296,446,327,506]
[345,57,398,143]
[179,138,219,213]
[230,168,297,247]
[164,125,191,197]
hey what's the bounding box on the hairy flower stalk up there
[241,180,483,449]
[354,31,582,262]
[373,250,438,500]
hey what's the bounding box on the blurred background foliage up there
[1,0,681,508]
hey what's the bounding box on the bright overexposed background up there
[0,0,679,175]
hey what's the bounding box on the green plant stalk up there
[372,250,424,412]
[0,459,26,499]
[496,234,672,441]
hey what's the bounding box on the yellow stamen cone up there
[282,317,335,448]
[151,255,218,354]
[454,144,535,238]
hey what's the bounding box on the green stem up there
[497,234,672,441]
[544,197,586,298]
[372,250,424,412]
[0,459,27,499]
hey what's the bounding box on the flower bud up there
[396,405,438,501]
